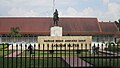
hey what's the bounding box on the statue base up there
[50,26,62,36]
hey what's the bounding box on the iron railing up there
[0,43,120,68]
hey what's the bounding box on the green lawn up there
[21,50,78,56]
[0,44,8,50]
[0,50,13,57]
[0,44,13,57]
[82,58,120,68]
[20,50,107,57]
[0,57,70,68]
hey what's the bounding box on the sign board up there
[38,36,92,50]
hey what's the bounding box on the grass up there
[0,44,8,50]
[82,58,120,68]
[21,50,78,56]
[0,57,70,68]
[20,50,108,57]
[106,45,120,52]
[0,44,11,57]
[0,50,13,57]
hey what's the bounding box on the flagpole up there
[53,0,55,12]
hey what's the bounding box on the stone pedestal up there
[50,26,62,36]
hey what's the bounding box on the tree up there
[10,27,21,42]
[115,19,120,31]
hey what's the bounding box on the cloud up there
[8,8,39,16]
[79,7,94,16]
[102,0,109,4]
[60,7,94,17]
[66,7,78,16]
[0,0,120,22]
[107,2,120,21]
[59,1,120,22]
[108,2,120,14]
[95,2,120,21]
[59,7,95,18]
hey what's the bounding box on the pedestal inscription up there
[50,26,62,36]
[38,36,92,50]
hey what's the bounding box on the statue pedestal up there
[50,26,62,36]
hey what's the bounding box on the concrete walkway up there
[5,51,23,57]
[62,56,92,67]
[99,50,117,55]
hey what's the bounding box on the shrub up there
[106,45,120,52]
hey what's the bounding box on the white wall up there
[0,37,1,43]
[1,37,37,43]
[92,35,114,43]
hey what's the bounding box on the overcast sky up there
[0,0,120,22]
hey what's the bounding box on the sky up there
[0,0,120,22]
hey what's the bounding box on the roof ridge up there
[97,22,102,32]
[113,22,119,31]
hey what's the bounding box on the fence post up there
[97,43,100,67]
[20,44,22,68]
[68,44,70,67]
[77,44,79,67]
[101,43,103,67]
[2,43,4,68]
[60,43,62,67]
[12,44,13,68]
[34,44,36,67]
[7,44,9,68]
[117,43,118,68]
[85,43,87,67]
[65,44,66,67]
[81,43,83,67]
[52,44,53,67]
[38,44,40,68]
[43,44,44,67]
[47,44,49,68]
[89,43,92,67]
[16,44,18,68]
[25,44,27,68]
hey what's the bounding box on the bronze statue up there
[53,9,59,26]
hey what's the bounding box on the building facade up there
[0,17,119,43]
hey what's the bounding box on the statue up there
[53,9,59,26]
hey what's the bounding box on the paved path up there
[62,56,92,67]
[5,51,23,57]
[17,55,62,58]
[99,50,117,55]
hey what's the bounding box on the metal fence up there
[0,43,120,68]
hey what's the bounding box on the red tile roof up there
[59,18,100,32]
[0,17,118,35]
[0,17,52,35]
[114,31,120,38]
[99,22,118,32]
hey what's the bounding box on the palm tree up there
[115,19,120,31]
[10,27,21,42]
